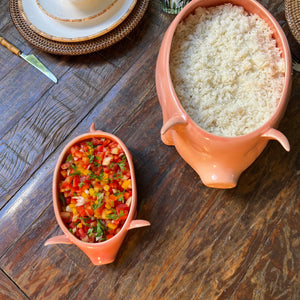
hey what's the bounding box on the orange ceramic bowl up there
[156,0,292,188]
[45,124,150,265]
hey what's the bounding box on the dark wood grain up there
[0,0,299,299]
[0,269,28,300]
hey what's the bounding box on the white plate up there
[35,0,118,23]
[19,0,137,42]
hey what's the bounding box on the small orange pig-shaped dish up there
[45,124,150,265]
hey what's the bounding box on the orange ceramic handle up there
[0,36,21,56]
[261,128,290,152]
[90,123,104,133]
[129,220,151,230]
[44,235,72,245]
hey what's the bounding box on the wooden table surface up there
[0,0,299,299]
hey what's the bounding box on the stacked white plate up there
[19,0,137,42]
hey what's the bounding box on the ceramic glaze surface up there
[45,124,150,265]
[156,0,292,188]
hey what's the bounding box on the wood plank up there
[230,179,300,300]
[0,58,118,206]
[0,269,28,300]
[0,205,90,300]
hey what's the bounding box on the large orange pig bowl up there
[156,0,292,188]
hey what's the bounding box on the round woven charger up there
[9,0,149,55]
[285,0,300,44]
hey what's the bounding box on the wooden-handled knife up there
[0,36,57,83]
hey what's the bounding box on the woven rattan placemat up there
[10,0,149,55]
[285,0,300,44]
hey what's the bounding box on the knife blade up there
[0,36,57,83]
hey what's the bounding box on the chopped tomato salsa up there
[59,137,132,243]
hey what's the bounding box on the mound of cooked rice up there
[169,4,285,137]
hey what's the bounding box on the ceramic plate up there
[18,0,137,42]
[35,0,118,23]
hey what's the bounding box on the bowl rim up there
[161,0,292,141]
[52,130,137,246]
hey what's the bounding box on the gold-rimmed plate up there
[18,0,137,42]
[35,0,118,23]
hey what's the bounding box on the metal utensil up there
[0,36,57,83]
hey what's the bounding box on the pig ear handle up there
[90,123,104,133]
[90,123,96,132]
[261,128,290,151]
[160,114,187,145]
[129,220,151,230]
[44,235,72,245]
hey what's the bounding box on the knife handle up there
[0,36,21,56]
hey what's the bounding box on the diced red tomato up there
[72,175,80,188]
[61,162,71,169]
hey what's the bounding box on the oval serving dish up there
[156,0,292,188]
[45,124,150,265]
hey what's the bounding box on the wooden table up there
[0,1,299,299]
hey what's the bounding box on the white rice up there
[170,4,285,137]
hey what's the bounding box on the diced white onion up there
[66,205,73,212]
[102,156,112,166]
[82,236,89,242]
[111,147,119,154]
[73,196,86,206]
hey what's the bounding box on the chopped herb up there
[80,216,91,226]
[92,195,104,210]
[70,171,81,176]
[106,209,118,220]
[86,141,95,148]
[88,154,95,163]
[71,164,77,170]
[66,155,73,162]
[87,228,94,236]
[113,172,123,180]
[79,182,84,188]
[95,219,107,238]
[89,169,104,181]
[95,192,103,200]
[117,161,126,171]
[108,163,114,169]
[114,190,125,203]
[107,210,125,220]
[59,194,65,206]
